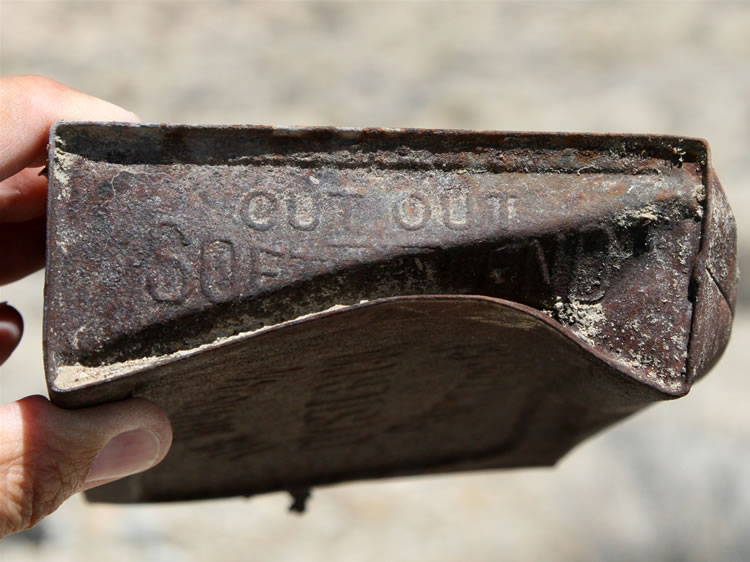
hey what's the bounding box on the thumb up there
[0,395,172,538]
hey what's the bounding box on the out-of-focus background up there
[1,1,748,560]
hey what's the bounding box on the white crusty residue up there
[52,148,80,199]
[548,297,606,346]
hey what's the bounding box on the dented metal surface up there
[44,124,736,503]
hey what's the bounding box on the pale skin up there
[0,76,173,538]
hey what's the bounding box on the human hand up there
[0,76,172,538]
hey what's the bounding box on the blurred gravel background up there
[1,1,749,560]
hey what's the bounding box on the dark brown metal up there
[44,123,736,503]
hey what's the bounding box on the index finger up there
[0,75,140,182]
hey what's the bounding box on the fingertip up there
[57,83,142,125]
[120,397,174,465]
[9,75,139,123]
[121,110,141,124]
[0,303,23,364]
[78,397,173,488]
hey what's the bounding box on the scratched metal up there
[44,124,736,504]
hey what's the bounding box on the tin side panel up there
[46,125,706,392]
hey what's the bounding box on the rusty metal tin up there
[44,124,736,503]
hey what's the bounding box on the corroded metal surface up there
[44,124,736,503]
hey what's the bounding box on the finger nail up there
[86,429,162,483]
[0,304,23,364]
[0,318,22,342]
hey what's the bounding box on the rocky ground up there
[1,1,749,560]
